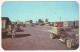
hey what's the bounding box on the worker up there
[11,23,17,39]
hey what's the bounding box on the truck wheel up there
[50,33,55,39]
[66,39,72,48]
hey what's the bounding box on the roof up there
[1,17,9,20]
[1,17,11,25]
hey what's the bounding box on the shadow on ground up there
[16,29,24,32]
[2,32,31,39]
[14,34,31,38]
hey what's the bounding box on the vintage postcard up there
[1,1,79,50]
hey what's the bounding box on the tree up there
[29,20,33,23]
[38,19,43,23]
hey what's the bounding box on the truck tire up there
[66,39,72,48]
[50,33,55,39]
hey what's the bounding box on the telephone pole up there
[60,17,61,21]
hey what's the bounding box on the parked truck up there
[49,26,79,48]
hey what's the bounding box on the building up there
[24,21,31,26]
[1,17,12,35]
[54,22,63,27]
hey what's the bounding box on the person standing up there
[11,23,17,39]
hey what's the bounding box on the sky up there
[1,1,79,22]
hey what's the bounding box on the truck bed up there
[49,26,59,35]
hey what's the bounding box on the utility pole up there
[60,17,61,21]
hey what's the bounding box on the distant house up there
[24,21,31,26]
[54,22,63,27]
[48,22,54,26]
[74,21,79,27]
[16,20,22,25]
[63,21,76,27]
[63,21,79,29]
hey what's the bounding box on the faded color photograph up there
[1,1,79,50]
